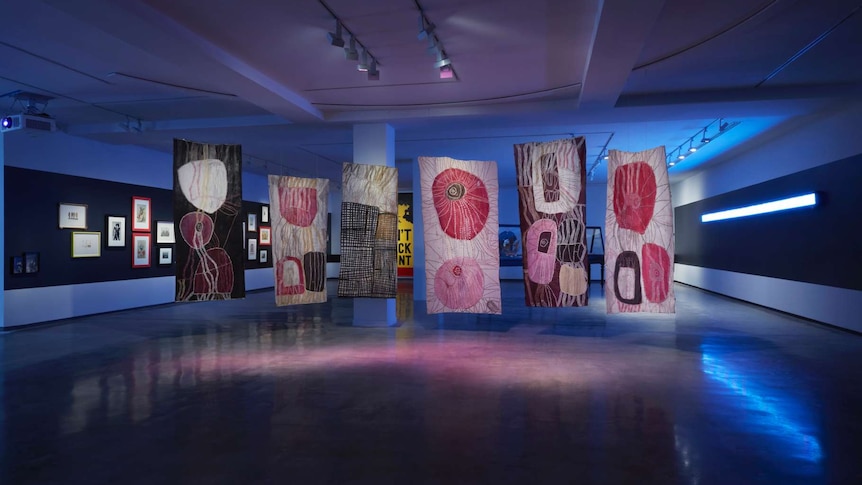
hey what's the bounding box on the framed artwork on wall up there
[156,221,175,243]
[259,249,268,263]
[59,203,88,229]
[24,252,40,273]
[499,224,523,266]
[72,232,101,258]
[247,213,258,232]
[259,226,271,246]
[158,247,173,265]
[132,233,151,268]
[106,216,126,247]
[132,196,151,232]
[248,238,257,260]
[11,256,24,275]
[261,205,269,223]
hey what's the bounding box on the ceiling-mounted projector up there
[0,114,57,133]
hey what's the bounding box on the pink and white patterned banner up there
[419,157,501,314]
[605,146,675,313]
[268,175,329,306]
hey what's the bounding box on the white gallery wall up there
[2,131,273,328]
[672,100,862,332]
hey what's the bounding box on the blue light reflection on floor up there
[701,348,823,464]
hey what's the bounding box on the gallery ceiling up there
[1,0,861,188]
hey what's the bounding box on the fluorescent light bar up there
[701,193,817,223]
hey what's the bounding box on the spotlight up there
[719,118,729,132]
[344,36,358,60]
[603,155,609,160]
[1,116,11,129]
[439,65,454,79]
[688,146,697,153]
[701,135,711,143]
[367,59,379,81]
[433,51,451,68]
[668,161,676,167]
[327,21,345,47]
[357,50,369,72]
[417,15,436,40]
[677,154,686,160]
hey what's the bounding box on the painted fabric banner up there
[419,157,501,314]
[173,139,245,301]
[268,175,329,306]
[337,163,398,298]
[605,146,675,313]
[514,137,588,307]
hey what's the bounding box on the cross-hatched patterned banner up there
[419,157,501,314]
[605,146,675,313]
[268,175,329,306]
[337,163,398,298]
[173,139,245,301]
[514,137,588,307]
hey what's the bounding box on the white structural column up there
[411,157,426,302]
[351,123,397,326]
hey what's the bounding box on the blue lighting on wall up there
[701,193,817,223]
[701,351,822,463]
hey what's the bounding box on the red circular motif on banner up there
[613,162,656,234]
[278,186,318,227]
[434,257,484,309]
[641,243,671,303]
[432,168,490,240]
[179,212,214,249]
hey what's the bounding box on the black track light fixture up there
[327,21,344,47]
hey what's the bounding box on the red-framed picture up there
[132,196,151,232]
[132,233,151,268]
[259,226,271,246]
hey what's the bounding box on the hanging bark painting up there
[514,137,588,307]
[419,157,501,314]
[268,175,329,305]
[605,146,675,313]
[337,163,398,298]
[173,139,244,301]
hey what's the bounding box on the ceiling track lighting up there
[665,118,740,168]
[327,20,344,47]
[587,133,615,181]
[320,1,381,80]
[415,0,455,80]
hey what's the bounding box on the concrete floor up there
[1,281,860,484]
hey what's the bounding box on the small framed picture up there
[259,249,268,263]
[132,233,151,268]
[156,221,175,243]
[247,213,257,232]
[59,203,88,229]
[106,215,126,247]
[24,252,40,273]
[158,247,173,265]
[72,232,101,258]
[132,196,151,232]
[261,205,270,223]
[248,238,257,260]
[259,226,271,246]
[11,256,24,275]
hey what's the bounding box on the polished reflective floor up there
[2,281,861,484]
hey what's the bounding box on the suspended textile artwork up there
[514,137,588,307]
[268,175,329,306]
[419,157,501,314]
[337,163,398,298]
[605,146,675,313]
[173,139,244,301]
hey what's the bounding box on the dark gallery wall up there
[675,154,862,291]
[672,101,862,332]
[4,167,273,290]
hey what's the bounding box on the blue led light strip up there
[701,193,817,223]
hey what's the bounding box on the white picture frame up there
[156,221,175,244]
[106,216,126,247]
[247,213,257,232]
[261,205,269,223]
[259,249,268,263]
[59,203,88,229]
[248,238,257,260]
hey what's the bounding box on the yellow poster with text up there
[397,193,413,277]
